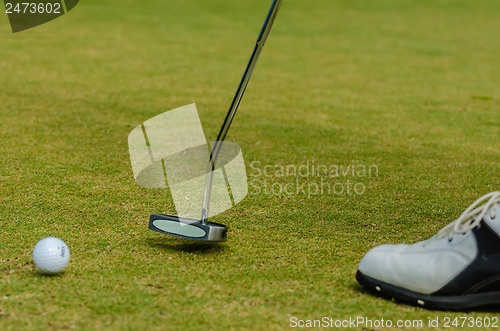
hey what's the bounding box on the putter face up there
[149,214,228,242]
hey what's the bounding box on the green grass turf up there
[1,0,500,329]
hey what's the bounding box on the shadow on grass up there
[146,237,228,255]
[9,262,66,278]
[30,270,65,278]
[351,282,500,313]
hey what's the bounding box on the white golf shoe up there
[357,191,500,310]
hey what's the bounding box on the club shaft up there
[201,0,283,223]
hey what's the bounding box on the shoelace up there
[436,191,500,241]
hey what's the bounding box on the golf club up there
[149,0,283,241]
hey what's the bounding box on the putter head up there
[149,214,228,242]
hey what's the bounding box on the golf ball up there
[33,237,70,274]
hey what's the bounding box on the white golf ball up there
[33,237,70,274]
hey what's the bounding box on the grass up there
[1,0,500,329]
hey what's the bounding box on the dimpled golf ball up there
[33,237,70,274]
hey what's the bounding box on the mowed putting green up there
[1,0,500,329]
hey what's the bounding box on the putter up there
[149,0,283,241]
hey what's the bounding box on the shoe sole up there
[356,270,500,311]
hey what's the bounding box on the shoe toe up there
[358,244,407,282]
[358,234,477,295]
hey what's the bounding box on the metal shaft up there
[201,0,283,223]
